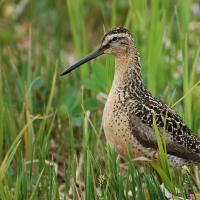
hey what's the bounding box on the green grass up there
[0,0,200,199]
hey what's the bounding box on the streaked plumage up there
[61,27,200,166]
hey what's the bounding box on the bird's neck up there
[113,46,143,89]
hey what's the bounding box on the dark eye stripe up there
[110,36,126,43]
[112,37,118,41]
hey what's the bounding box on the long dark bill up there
[60,47,105,76]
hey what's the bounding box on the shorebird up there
[61,27,200,167]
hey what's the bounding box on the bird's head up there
[101,27,133,55]
[60,27,133,76]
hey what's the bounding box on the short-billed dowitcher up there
[61,27,200,166]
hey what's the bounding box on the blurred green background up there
[0,0,200,199]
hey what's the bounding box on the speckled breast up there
[102,88,144,158]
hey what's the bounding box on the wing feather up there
[128,98,200,162]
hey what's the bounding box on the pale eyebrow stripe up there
[107,33,130,41]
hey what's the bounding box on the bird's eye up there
[112,37,118,42]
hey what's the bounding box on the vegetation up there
[0,0,200,199]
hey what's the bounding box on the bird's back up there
[128,89,200,163]
[103,66,200,166]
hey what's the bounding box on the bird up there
[61,27,200,167]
